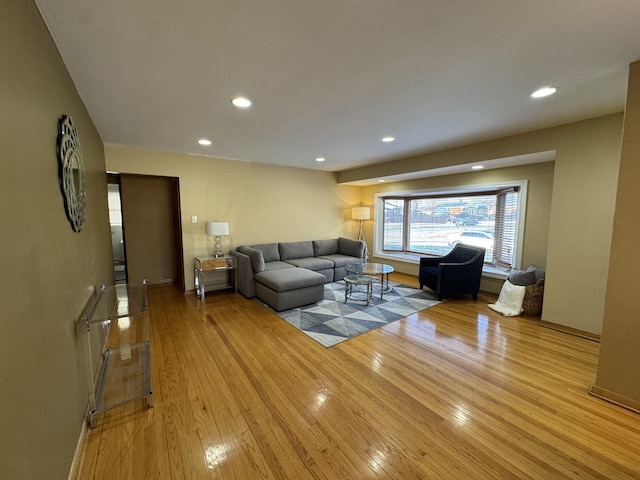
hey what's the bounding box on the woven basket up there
[522,283,544,316]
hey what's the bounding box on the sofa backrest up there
[250,243,281,262]
[338,237,366,258]
[312,239,339,256]
[279,241,314,261]
[236,246,266,272]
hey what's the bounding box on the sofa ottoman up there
[255,268,325,311]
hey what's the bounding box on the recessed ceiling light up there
[231,96,252,108]
[315,157,326,162]
[198,139,212,146]
[471,165,484,170]
[382,136,395,143]
[531,86,557,98]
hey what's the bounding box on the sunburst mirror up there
[57,115,86,232]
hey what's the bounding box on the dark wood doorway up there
[108,173,184,290]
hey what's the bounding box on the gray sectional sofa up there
[230,237,367,311]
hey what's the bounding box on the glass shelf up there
[82,282,152,428]
[85,283,147,324]
[94,342,151,412]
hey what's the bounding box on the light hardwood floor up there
[78,274,640,479]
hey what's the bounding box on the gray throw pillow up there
[526,264,546,282]
[508,269,537,286]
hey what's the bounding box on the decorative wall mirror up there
[57,115,86,232]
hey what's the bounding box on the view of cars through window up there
[448,230,494,250]
[382,193,514,262]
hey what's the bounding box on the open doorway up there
[107,173,184,290]
[107,176,127,284]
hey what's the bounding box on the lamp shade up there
[351,207,370,221]
[205,221,229,236]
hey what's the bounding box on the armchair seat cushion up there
[421,266,438,277]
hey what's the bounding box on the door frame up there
[107,173,185,291]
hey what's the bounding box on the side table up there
[345,263,394,299]
[194,256,237,301]
[344,274,375,306]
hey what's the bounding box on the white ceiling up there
[35,0,640,175]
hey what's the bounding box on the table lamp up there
[206,221,229,258]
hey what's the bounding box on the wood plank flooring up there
[78,274,640,479]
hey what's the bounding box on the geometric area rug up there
[270,280,442,347]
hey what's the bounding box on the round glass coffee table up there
[344,274,375,305]
[345,263,394,299]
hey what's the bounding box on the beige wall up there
[105,145,362,291]
[341,114,623,335]
[360,162,555,294]
[595,61,640,405]
[0,2,112,479]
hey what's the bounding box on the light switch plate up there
[191,215,198,224]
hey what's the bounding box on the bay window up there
[376,182,526,269]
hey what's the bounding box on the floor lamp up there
[351,207,370,242]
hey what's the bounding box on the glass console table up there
[81,282,152,428]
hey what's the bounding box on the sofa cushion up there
[237,246,265,273]
[313,239,339,256]
[251,243,280,262]
[285,257,334,271]
[255,268,325,293]
[279,241,314,261]
[264,261,296,272]
[318,254,363,268]
[338,237,365,258]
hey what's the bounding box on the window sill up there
[373,251,509,280]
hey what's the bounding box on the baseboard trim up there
[589,385,640,414]
[68,419,89,480]
[538,320,600,342]
[148,278,175,286]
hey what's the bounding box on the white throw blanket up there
[488,280,526,316]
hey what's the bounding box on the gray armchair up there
[419,244,485,300]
